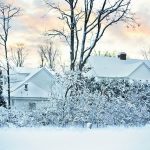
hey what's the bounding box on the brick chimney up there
[118,52,127,60]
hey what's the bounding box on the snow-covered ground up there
[0,126,150,150]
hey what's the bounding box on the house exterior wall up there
[129,64,150,81]
[11,82,49,98]
[31,69,55,91]
[3,68,57,110]
[11,97,50,110]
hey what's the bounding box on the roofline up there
[43,67,55,79]
[12,68,42,91]
[11,96,49,101]
[89,55,147,61]
[12,67,54,92]
[96,76,128,79]
[128,62,150,77]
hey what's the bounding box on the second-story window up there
[24,83,28,91]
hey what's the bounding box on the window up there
[29,102,36,110]
[24,84,28,91]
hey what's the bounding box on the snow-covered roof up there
[3,67,56,98]
[2,67,40,76]
[87,56,150,78]
[13,67,55,90]
[11,67,42,91]
[12,67,39,74]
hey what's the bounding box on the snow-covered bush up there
[0,107,8,127]
[47,72,150,127]
[0,72,150,128]
[0,70,6,108]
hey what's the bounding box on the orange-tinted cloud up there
[1,0,150,67]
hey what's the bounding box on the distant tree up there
[47,72,150,127]
[11,43,27,67]
[45,0,137,71]
[38,49,45,68]
[38,40,58,70]
[93,50,116,57]
[0,69,6,108]
[0,2,21,109]
[141,48,150,61]
[58,55,68,73]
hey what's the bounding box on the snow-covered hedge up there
[0,73,150,128]
[0,70,6,108]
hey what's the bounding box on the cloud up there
[94,0,150,59]
[1,0,150,67]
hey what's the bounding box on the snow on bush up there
[0,72,150,127]
[0,69,6,108]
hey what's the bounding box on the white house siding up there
[11,97,49,110]
[10,69,57,110]
[2,67,56,110]
[11,82,49,98]
[129,64,150,81]
[31,69,55,92]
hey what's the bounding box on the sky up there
[1,0,150,67]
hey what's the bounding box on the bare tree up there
[0,3,21,109]
[141,48,150,61]
[58,55,68,73]
[93,50,116,57]
[38,40,58,70]
[38,49,45,68]
[45,0,137,71]
[11,43,27,67]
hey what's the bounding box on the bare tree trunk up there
[4,24,11,109]
[3,40,11,108]
[5,50,11,108]
[11,43,26,67]
[38,40,58,70]
[41,57,44,68]
[70,2,75,71]
[0,2,21,109]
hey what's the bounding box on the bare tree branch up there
[45,0,137,71]
[10,43,27,67]
[0,2,21,109]
[38,39,59,70]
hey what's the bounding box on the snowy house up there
[3,67,56,110]
[87,53,150,81]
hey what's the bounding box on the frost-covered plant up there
[47,72,149,127]
[0,70,6,108]
[0,72,150,128]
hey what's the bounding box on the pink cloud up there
[2,0,150,66]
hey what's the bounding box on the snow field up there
[0,126,150,150]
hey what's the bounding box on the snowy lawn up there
[0,126,150,150]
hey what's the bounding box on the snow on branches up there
[0,72,150,127]
[0,70,6,108]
